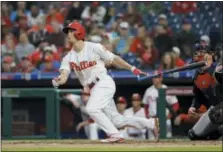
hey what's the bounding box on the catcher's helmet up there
[193,43,214,62]
[63,21,86,40]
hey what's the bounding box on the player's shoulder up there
[85,41,103,51]
[145,85,156,93]
[139,107,145,112]
[124,107,133,113]
[62,51,73,60]
[85,41,101,47]
[162,84,168,88]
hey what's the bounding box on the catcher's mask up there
[193,43,214,62]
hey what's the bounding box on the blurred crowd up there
[1,1,222,73]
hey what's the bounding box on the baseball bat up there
[138,61,207,81]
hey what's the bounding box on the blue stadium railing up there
[1,70,196,80]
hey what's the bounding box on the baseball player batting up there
[52,21,159,143]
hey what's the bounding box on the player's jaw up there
[67,31,78,44]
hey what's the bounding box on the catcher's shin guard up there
[188,107,219,140]
[209,102,223,125]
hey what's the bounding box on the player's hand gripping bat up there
[137,61,207,81]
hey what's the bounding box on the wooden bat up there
[138,61,207,81]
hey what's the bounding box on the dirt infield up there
[2,139,223,151]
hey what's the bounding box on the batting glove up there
[52,78,60,88]
[131,66,147,76]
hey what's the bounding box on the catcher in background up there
[188,43,223,140]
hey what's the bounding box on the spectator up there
[15,32,35,62]
[142,71,179,139]
[1,21,11,40]
[66,2,84,22]
[101,35,113,52]
[47,20,66,47]
[160,52,176,70]
[147,2,164,15]
[200,35,210,47]
[1,2,11,24]
[46,4,64,25]
[182,45,193,63]
[89,22,106,37]
[209,25,221,50]
[39,54,59,72]
[17,56,37,73]
[1,55,16,72]
[172,47,185,67]
[1,2,12,38]
[30,45,60,68]
[151,14,173,37]
[215,43,223,62]
[81,18,94,34]
[124,93,146,139]
[171,2,197,14]
[28,20,50,47]
[116,96,127,115]
[1,33,18,63]
[10,1,29,23]
[27,4,45,27]
[130,25,147,54]
[106,13,124,41]
[175,19,197,58]
[154,25,173,57]
[112,21,133,56]
[124,3,142,27]
[103,2,115,25]
[140,36,159,69]
[81,2,106,23]
[107,21,119,42]
[11,16,30,38]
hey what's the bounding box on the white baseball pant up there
[85,74,155,138]
[84,123,100,140]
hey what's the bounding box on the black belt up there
[88,77,100,89]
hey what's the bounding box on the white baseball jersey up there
[124,107,146,139]
[59,41,115,86]
[142,85,178,117]
[59,41,156,139]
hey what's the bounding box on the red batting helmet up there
[63,21,86,40]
